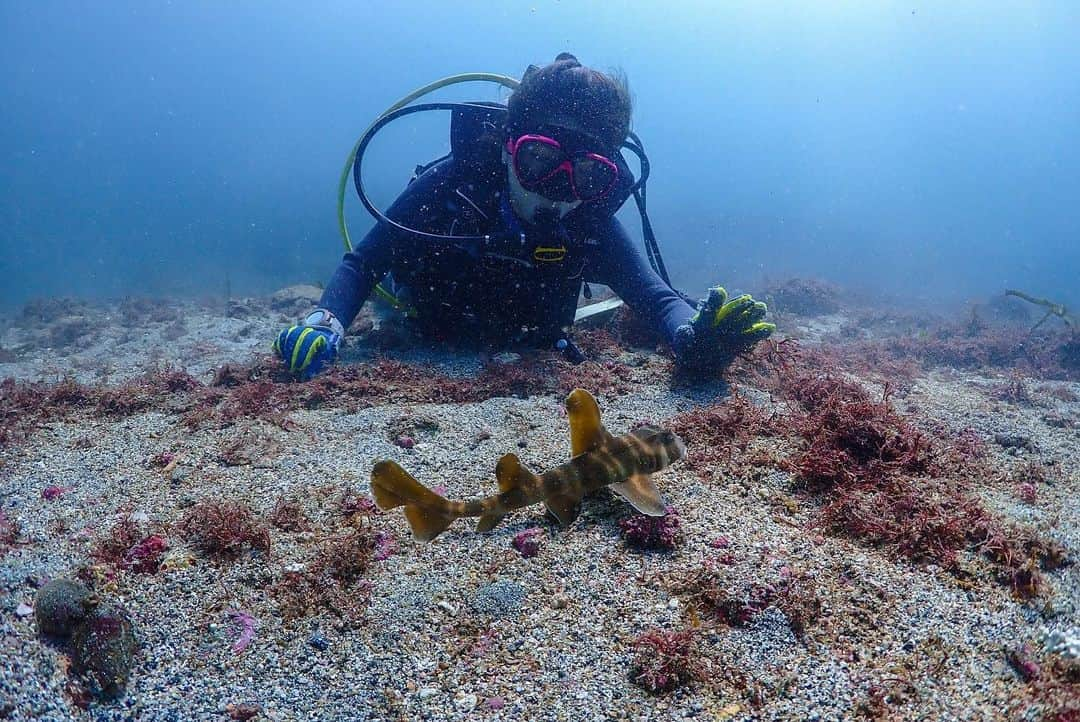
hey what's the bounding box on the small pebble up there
[307,632,329,651]
[454,692,478,712]
[226,702,261,720]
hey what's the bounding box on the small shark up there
[370,388,687,542]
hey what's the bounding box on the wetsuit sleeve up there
[317,167,449,327]
[317,226,393,328]
[586,217,696,345]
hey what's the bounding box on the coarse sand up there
[1,293,1077,721]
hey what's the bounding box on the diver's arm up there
[317,227,393,329]
[587,217,695,345]
[317,164,452,328]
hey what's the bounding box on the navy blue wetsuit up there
[319,157,695,347]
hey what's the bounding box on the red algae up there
[668,392,785,479]
[123,534,168,574]
[177,500,270,560]
[88,511,168,575]
[629,627,706,694]
[89,513,144,569]
[0,509,21,554]
[1006,643,1080,721]
[618,506,682,551]
[778,371,1067,596]
[669,558,821,636]
[675,336,1070,598]
[271,528,378,621]
[511,527,544,558]
[227,609,257,654]
[786,377,934,489]
[827,323,1080,382]
[1,349,653,447]
[42,485,71,501]
[269,497,311,532]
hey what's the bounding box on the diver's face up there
[505,122,615,226]
[505,154,580,226]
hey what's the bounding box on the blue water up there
[2,2,1078,312]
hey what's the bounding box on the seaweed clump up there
[1006,641,1080,722]
[0,509,19,554]
[271,528,377,621]
[762,277,841,316]
[1,351,651,449]
[628,627,706,694]
[512,528,544,558]
[781,373,1069,596]
[0,367,199,445]
[669,392,785,479]
[618,507,683,551]
[269,497,311,532]
[669,559,821,638]
[786,376,934,489]
[177,500,270,560]
[89,512,168,575]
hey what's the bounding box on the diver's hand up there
[673,286,775,371]
[273,325,341,379]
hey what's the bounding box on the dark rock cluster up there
[34,578,138,700]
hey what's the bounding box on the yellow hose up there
[337,72,520,253]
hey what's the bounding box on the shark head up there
[630,426,688,472]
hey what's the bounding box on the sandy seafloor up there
[0,288,1077,722]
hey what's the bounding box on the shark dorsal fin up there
[495,453,531,492]
[566,388,612,457]
[610,473,667,516]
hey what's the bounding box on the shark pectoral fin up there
[610,473,667,516]
[566,388,613,457]
[403,505,455,543]
[544,493,583,527]
[475,510,507,533]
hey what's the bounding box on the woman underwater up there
[275,53,774,377]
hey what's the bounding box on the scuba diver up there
[275,53,775,378]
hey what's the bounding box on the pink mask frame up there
[506,134,619,202]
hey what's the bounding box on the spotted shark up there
[370,388,687,542]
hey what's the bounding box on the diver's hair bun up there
[508,54,632,150]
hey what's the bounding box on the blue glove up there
[673,286,775,371]
[273,325,341,379]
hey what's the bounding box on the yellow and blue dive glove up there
[673,286,775,371]
[273,309,343,379]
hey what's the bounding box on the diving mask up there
[506,134,619,204]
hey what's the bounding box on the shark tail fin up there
[370,460,457,542]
